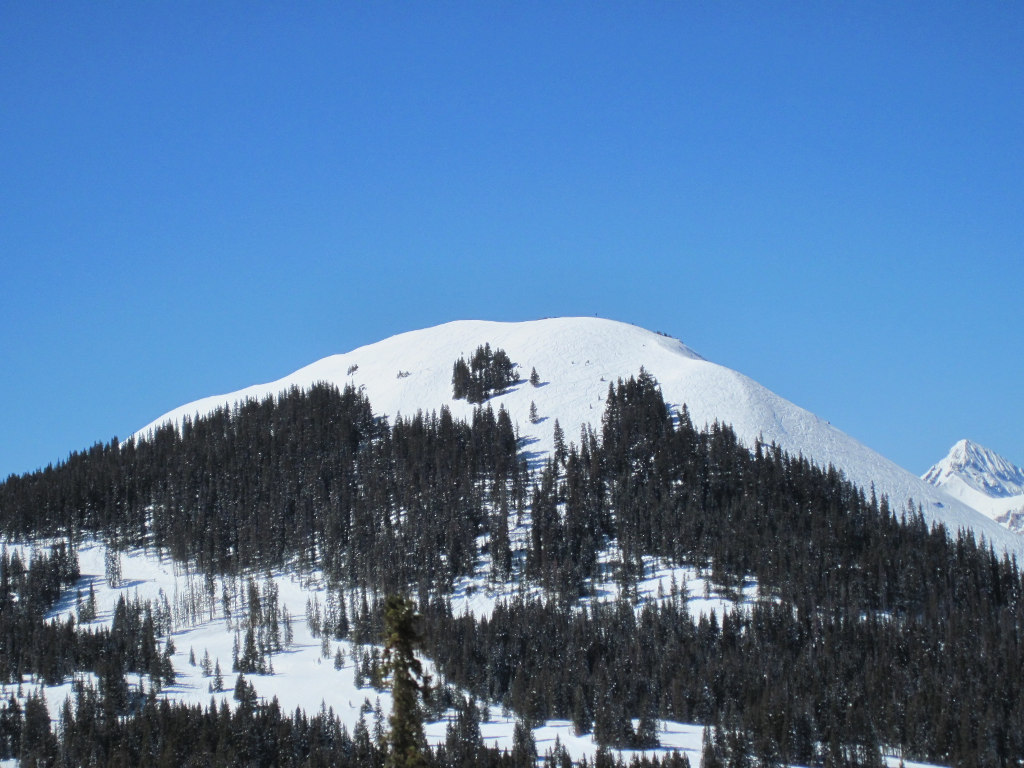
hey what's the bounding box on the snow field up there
[132,317,1024,557]
[0,540,738,765]
[2,537,950,767]
[923,440,1024,526]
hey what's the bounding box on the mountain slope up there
[135,317,1024,556]
[924,439,1024,531]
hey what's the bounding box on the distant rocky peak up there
[924,439,1024,499]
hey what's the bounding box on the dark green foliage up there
[3,372,1024,765]
[27,679,698,768]
[510,720,536,768]
[383,595,430,768]
[0,545,136,686]
[452,344,519,403]
[18,691,56,766]
[233,672,257,707]
[425,375,1024,765]
[0,696,22,759]
[0,384,526,593]
[700,727,723,768]
[445,696,484,768]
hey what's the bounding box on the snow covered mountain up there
[135,317,1024,556]
[923,439,1024,532]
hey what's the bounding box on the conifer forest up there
[1,358,1023,766]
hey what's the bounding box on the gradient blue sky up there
[2,3,1021,479]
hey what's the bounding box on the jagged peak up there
[924,439,1024,499]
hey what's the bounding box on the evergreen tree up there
[445,696,483,768]
[77,583,97,623]
[19,692,56,764]
[701,726,724,768]
[553,419,567,465]
[211,660,224,693]
[382,595,430,768]
[233,673,257,707]
[511,720,536,768]
[451,359,471,400]
[104,547,122,588]
[451,345,519,403]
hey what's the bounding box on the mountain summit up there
[136,317,1023,555]
[923,439,1024,531]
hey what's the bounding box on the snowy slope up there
[0,538,946,768]
[134,317,1024,556]
[0,538,758,766]
[923,439,1024,531]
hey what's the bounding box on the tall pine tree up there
[382,595,430,768]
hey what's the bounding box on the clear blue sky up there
[2,3,1021,479]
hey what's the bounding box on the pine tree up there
[77,583,97,623]
[445,696,483,766]
[511,720,536,768]
[451,359,472,400]
[19,692,55,763]
[211,660,224,693]
[104,547,122,588]
[233,673,257,707]
[553,420,567,465]
[382,595,430,768]
[700,726,724,768]
[530,367,540,387]
[635,708,659,748]
[283,606,294,647]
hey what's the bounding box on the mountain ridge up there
[1,317,1017,767]
[135,317,1024,556]
[923,438,1024,531]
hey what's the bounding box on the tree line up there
[0,383,527,593]
[2,363,1024,764]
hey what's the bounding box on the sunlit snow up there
[133,318,1024,557]
[1,539,947,768]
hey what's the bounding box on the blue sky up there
[1,3,1021,479]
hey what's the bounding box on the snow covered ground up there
[1,538,950,766]
[0,539,740,765]
[924,439,1024,530]
[6,317,979,766]
[132,317,1024,558]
